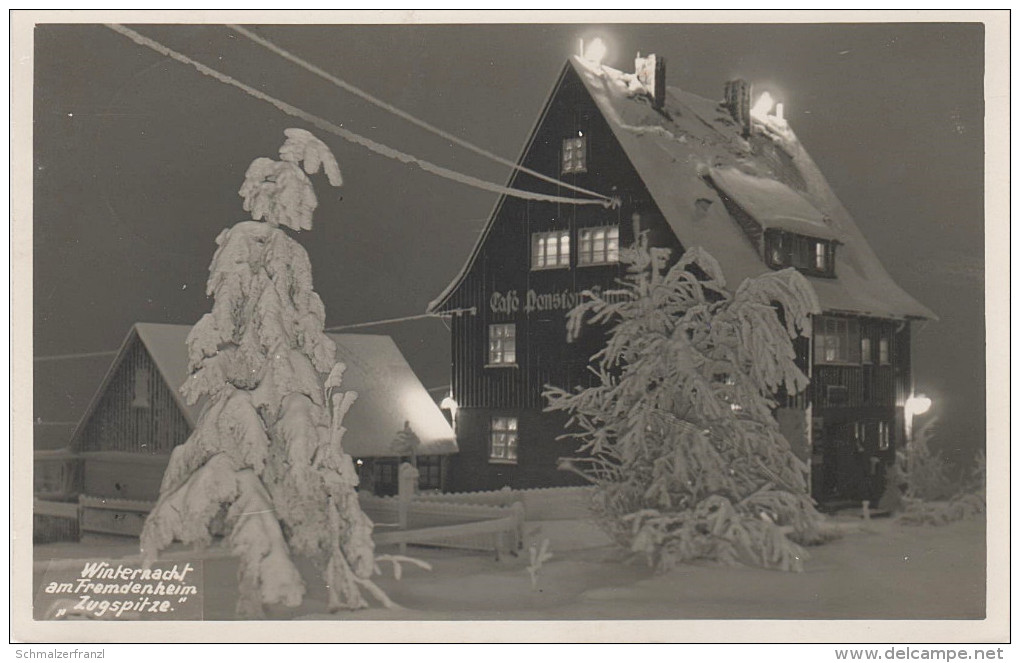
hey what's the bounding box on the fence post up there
[397,462,419,554]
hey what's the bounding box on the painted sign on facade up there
[490,285,624,316]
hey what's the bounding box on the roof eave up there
[427,61,575,314]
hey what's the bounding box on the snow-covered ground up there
[33,515,984,620]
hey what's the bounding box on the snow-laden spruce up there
[545,240,829,572]
[140,129,391,616]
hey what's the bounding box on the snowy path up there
[33,516,984,620]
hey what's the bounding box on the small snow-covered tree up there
[544,241,826,572]
[140,128,393,616]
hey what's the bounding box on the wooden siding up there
[77,336,191,455]
[443,64,683,413]
[433,63,916,503]
[811,318,910,410]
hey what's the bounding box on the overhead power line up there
[325,308,475,332]
[106,24,614,209]
[34,350,119,362]
[228,24,613,204]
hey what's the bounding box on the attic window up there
[561,137,587,174]
[132,367,151,408]
[765,229,835,277]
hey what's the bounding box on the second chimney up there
[634,52,666,110]
[724,79,751,137]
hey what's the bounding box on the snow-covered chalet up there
[34,323,456,540]
[427,52,935,505]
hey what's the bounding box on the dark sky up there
[33,22,985,461]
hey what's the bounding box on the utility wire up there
[325,307,474,332]
[106,24,613,209]
[35,308,476,361]
[34,350,119,362]
[228,24,613,204]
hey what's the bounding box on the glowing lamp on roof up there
[583,38,608,66]
[750,91,775,122]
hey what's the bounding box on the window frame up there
[878,336,891,365]
[488,416,519,464]
[878,421,891,451]
[531,230,571,270]
[861,336,873,365]
[764,229,836,277]
[487,323,517,367]
[814,316,862,366]
[578,225,620,266]
[561,136,587,175]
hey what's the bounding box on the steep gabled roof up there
[431,56,935,321]
[68,323,456,458]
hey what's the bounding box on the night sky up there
[32,22,985,462]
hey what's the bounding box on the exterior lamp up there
[750,91,775,122]
[904,393,933,440]
[440,394,458,429]
[905,394,932,419]
[583,38,608,66]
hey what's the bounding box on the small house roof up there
[68,323,456,458]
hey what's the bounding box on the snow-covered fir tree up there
[544,239,826,572]
[140,128,392,616]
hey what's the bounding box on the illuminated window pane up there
[578,225,619,265]
[488,324,516,365]
[490,416,519,463]
[561,137,587,174]
[815,316,862,365]
[861,337,872,365]
[815,242,827,270]
[879,337,890,365]
[531,230,569,269]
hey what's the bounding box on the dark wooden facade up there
[438,67,682,491]
[78,336,192,457]
[433,62,916,504]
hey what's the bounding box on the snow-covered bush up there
[140,129,396,616]
[896,423,985,527]
[544,241,826,572]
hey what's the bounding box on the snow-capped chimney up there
[634,52,666,109]
[724,79,752,138]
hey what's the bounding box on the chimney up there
[724,79,752,137]
[634,52,666,109]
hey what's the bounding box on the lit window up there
[879,337,890,365]
[489,416,518,463]
[814,316,861,365]
[878,421,891,450]
[765,230,834,276]
[562,137,587,174]
[531,230,570,269]
[815,242,827,271]
[488,324,516,366]
[861,337,872,365]
[578,226,619,265]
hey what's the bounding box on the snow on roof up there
[570,57,935,320]
[707,166,840,241]
[69,323,456,458]
[431,57,934,321]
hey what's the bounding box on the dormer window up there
[765,229,835,277]
[561,136,587,174]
